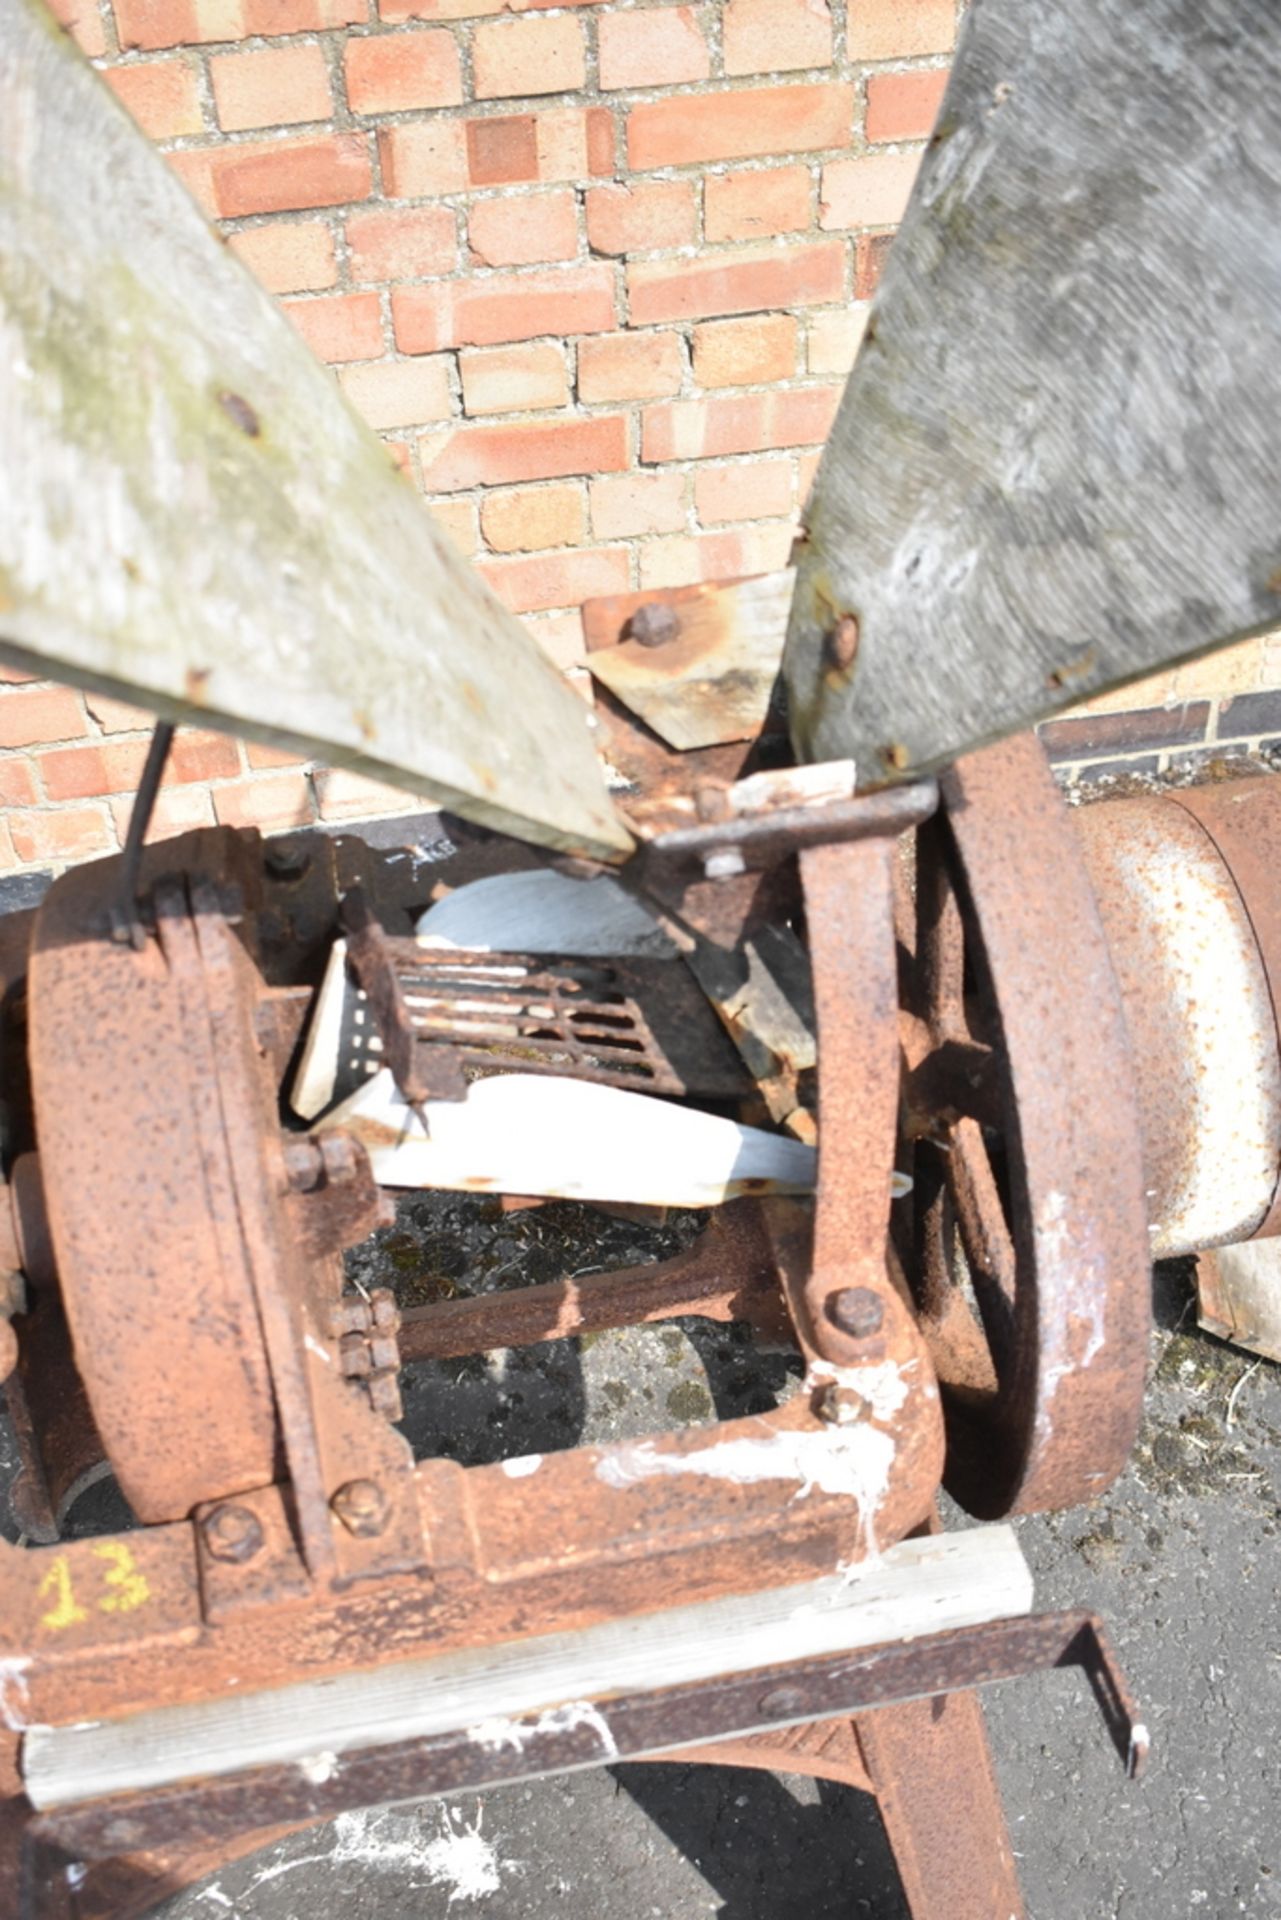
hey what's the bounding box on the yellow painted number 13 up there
[38,1544,150,1632]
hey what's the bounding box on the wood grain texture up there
[785,0,1281,780]
[0,0,630,859]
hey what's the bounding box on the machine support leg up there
[854,1693,1025,1920]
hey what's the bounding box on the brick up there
[847,0,956,60]
[855,231,893,297]
[723,0,833,75]
[797,447,821,501]
[627,82,851,169]
[705,165,811,243]
[807,305,869,374]
[213,771,314,832]
[479,546,630,617]
[346,207,457,283]
[637,523,790,590]
[419,413,628,491]
[0,687,87,750]
[642,385,840,461]
[111,786,217,844]
[598,7,709,89]
[0,761,39,809]
[1169,643,1261,703]
[1038,703,1210,762]
[468,190,578,269]
[0,665,38,685]
[284,291,384,363]
[1216,690,1281,740]
[628,238,843,325]
[393,263,615,352]
[206,134,372,219]
[312,767,417,823]
[210,44,332,131]
[460,343,568,415]
[866,67,949,141]
[695,457,793,523]
[229,220,338,294]
[339,357,454,428]
[481,484,585,552]
[345,29,463,113]
[165,150,219,217]
[590,471,685,539]
[246,740,310,769]
[105,58,204,139]
[38,730,239,801]
[467,107,612,187]
[85,691,153,734]
[381,0,605,15]
[474,16,586,99]
[525,611,586,674]
[692,313,797,387]
[47,0,106,55]
[114,0,364,50]
[577,330,683,403]
[585,180,697,257]
[379,122,468,198]
[426,498,481,558]
[820,151,922,229]
[9,808,113,865]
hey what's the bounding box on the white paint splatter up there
[0,1658,31,1732]
[804,1358,915,1422]
[467,1699,617,1761]
[596,1424,897,1557]
[304,1334,332,1365]
[65,1863,87,1890]
[297,1750,340,1785]
[195,1887,235,1911]
[500,1454,542,1479]
[331,1804,504,1903]
[1033,1189,1108,1446]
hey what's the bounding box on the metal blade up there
[785,0,1281,781]
[0,0,631,860]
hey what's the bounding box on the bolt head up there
[825,614,860,673]
[202,1503,264,1564]
[331,1478,389,1538]
[626,602,680,649]
[758,1685,808,1718]
[827,1286,884,1339]
[703,847,747,882]
[816,1383,869,1427]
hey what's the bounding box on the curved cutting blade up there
[0,0,631,860]
[786,0,1281,781]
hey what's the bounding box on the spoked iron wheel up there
[903,736,1152,1519]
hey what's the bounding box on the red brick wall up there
[8,0,1274,888]
[2,0,956,879]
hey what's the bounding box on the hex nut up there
[330,1478,390,1537]
[827,1286,885,1339]
[816,1383,870,1427]
[202,1503,264,1565]
[626,602,681,648]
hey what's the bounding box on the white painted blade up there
[0,0,630,860]
[318,1069,817,1207]
[416,869,676,959]
[23,1525,1033,1807]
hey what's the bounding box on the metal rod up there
[110,719,175,947]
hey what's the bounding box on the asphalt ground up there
[4,1197,1271,1920]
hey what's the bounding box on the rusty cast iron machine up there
[2,0,1281,1914]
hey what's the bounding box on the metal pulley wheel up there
[905,736,1152,1518]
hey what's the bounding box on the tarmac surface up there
[4,1195,1272,1920]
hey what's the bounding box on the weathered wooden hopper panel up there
[785,0,1281,781]
[0,0,631,859]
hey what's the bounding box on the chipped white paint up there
[297,1750,340,1785]
[467,1700,617,1762]
[331,1805,504,1903]
[319,1070,817,1209]
[195,1888,235,1911]
[303,1334,332,1366]
[415,869,675,960]
[65,1863,87,1890]
[0,1657,30,1731]
[500,1454,543,1479]
[596,1423,898,1558]
[804,1358,916,1423]
[1033,1189,1108,1448]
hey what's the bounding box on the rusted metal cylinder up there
[1074,779,1281,1259]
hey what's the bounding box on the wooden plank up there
[0,0,629,860]
[785,0,1281,781]
[588,571,792,750]
[23,1525,1033,1807]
